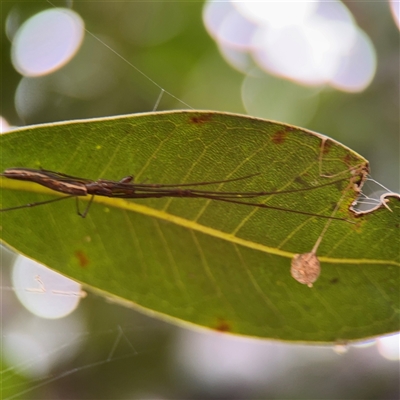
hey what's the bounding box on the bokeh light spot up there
[3,332,51,378]
[330,29,376,92]
[3,312,86,379]
[11,8,84,77]
[203,0,376,93]
[12,255,85,319]
[390,0,400,30]
[0,116,11,133]
[377,333,400,361]
[235,1,317,28]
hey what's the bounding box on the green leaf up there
[1,111,398,342]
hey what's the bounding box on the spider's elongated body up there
[1,167,350,221]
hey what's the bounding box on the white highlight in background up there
[235,0,317,28]
[377,333,400,361]
[390,0,400,30]
[3,314,86,379]
[172,329,340,391]
[203,0,376,93]
[11,8,84,77]
[0,116,11,133]
[12,255,86,319]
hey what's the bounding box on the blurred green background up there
[1,1,399,399]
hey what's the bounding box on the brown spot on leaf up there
[294,175,308,186]
[272,129,288,144]
[334,180,345,192]
[330,277,339,284]
[321,139,333,155]
[343,153,354,166]
[189,113,213,124]
[75,250,89,267]
[214,318,231,332]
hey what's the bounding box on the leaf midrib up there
[2,179,398,266]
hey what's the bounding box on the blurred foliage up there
[1,1,399,399]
